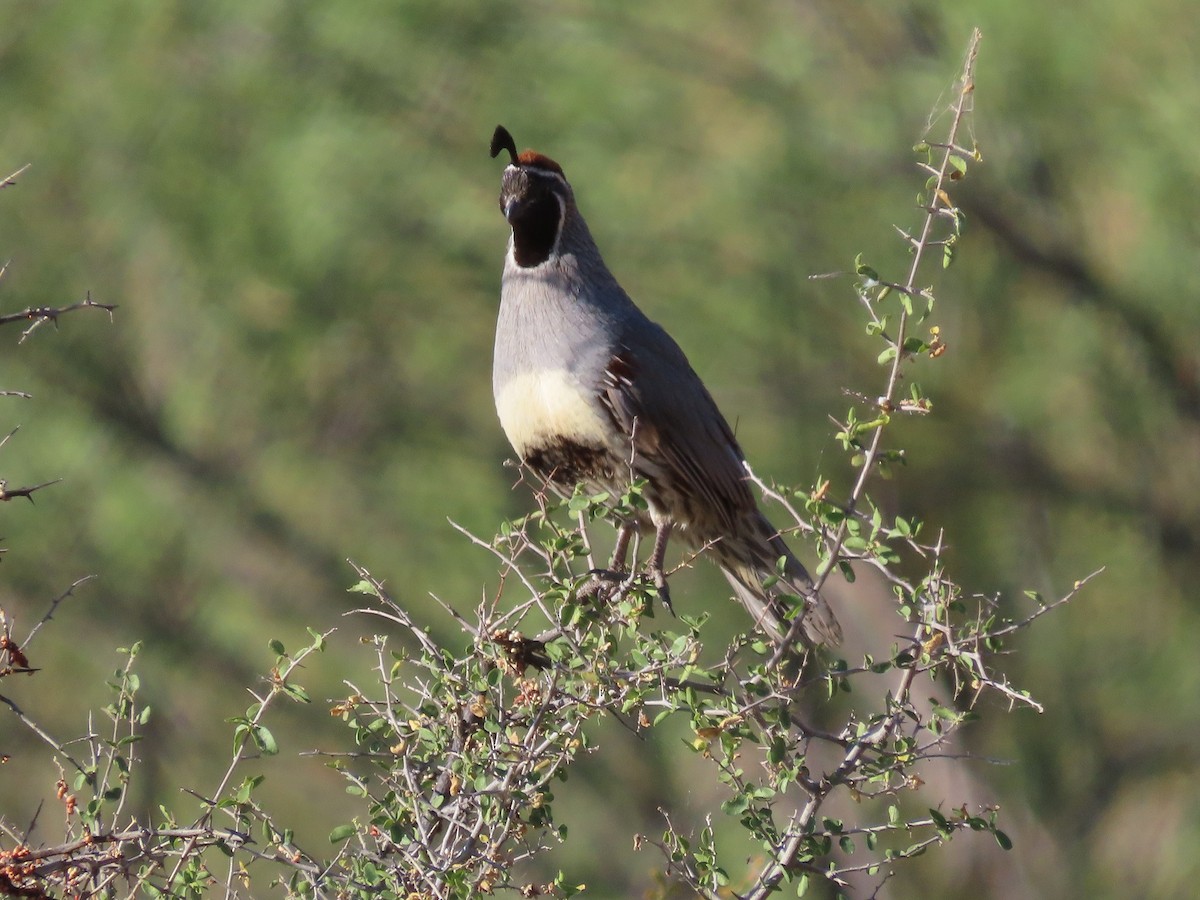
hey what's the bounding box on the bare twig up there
[0,164,31,189]
[0,479,60,503]
[24,576,96,648]
[0,291,117,343]
[0,693,90,777]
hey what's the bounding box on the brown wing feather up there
[598,330,843,647]
[599,338,756,540]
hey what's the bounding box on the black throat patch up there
[510,191,563,268]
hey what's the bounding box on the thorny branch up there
[0,291,117,344]
[0,479,60,504]
[741,27,988,899]
[769,27,982,669]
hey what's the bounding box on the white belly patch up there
[496,369,611,455]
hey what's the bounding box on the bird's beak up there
[502,196,521,223]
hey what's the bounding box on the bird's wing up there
[598,322,756,536]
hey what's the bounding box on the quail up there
[489,125,841,647]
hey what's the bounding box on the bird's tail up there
[714,511,842,647]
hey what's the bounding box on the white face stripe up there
[505,163,569,190]
[548,194,566,258]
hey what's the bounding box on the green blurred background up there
[1,2,1197,897]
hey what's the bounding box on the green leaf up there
[553,872,587,897]
[268,639,286,657]
[929,808,953,837]
[994,829,1013,850]
[854,252,880,282]
[283,682,311,703]
[234,774,265,804]
[767,736,787,766]
[843,535,869,552]
[252,725,279,755]
[329,823,356,844]
[942,235,957,269]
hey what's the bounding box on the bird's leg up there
[580,522,636,604]
[608,521,635,572]
[645,520,675,615]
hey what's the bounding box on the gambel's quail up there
[489,125,841,647]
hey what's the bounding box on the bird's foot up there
[577,566,673,617]
[578,567,627,604]
[644,521,676,617]
[645,564,675,617]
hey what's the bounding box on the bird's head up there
[491,125,573,268]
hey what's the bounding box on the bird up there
[488,125,841,647]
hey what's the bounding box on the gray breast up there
[493,253,622,467]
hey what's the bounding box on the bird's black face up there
[490,126,571,269]
[499,166,568,268]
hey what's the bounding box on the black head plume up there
[491,125,519,165]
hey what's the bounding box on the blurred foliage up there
[0,2,1197,898]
